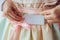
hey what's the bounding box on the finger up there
[47,20,54,24]
[8,9,24,21]
[6,10,23,21]
[8,12,23,21]
[5,13,15,21]
[40,10,51,15]
[47,18,60,23]
[11,2,22,12]
[44,15,56,20]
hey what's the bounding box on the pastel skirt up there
[2,19,54,40]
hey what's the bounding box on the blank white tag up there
[23,14,44,25]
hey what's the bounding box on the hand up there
[41,9,60,24]
[3,1,24,22]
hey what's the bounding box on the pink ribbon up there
[10,20,30,30]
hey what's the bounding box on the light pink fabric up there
[58,23,60,28]
[10,20,30,30]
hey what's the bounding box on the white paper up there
[23,14,44,25]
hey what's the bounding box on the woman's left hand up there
[41,8,60,24]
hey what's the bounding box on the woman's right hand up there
[3,0,24,22]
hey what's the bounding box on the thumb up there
[40,9,53,15]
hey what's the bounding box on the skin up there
[41,5,60,24]
[3,0,23,22]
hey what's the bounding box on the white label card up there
[23,14,44,25]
